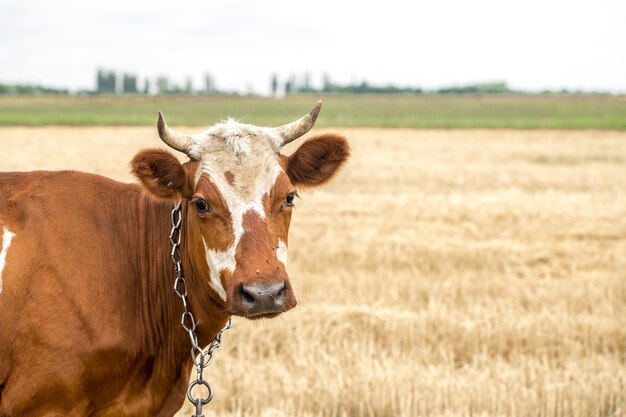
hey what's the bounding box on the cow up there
[0,101,349,417]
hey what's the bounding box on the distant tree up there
[143,78,150,95]
[314,76,423,94]
[204,73,215,94]
[437,82,513,94]
[185,77,193,94]
[0,83,69,95]
[96,68,116,94]
[290,74,297,92]
[302,72,312,92]
[122,74,138,94]
[270,73,279,97]
[96,69,103,91]
[284,78,292,95]
[108,72,116,93]
[322,73,332,92]
[167,83,184,94]
[156,77,169,94]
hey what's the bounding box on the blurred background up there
[1,1,625,416]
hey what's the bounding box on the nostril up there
[240,285,256,305]
[276,282,286,299]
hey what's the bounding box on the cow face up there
[131,102,349,319]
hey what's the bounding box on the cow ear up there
[131,149,193,199]
[285,134,350,187]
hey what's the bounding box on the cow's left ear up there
[285,134,350,187]
[131,149,194,199]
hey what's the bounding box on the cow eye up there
[285,192,297,207]
[194,198,211,213]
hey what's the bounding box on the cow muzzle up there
[237,281,296,318]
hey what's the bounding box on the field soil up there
[1,127,625,417]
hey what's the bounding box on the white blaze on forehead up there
[276,239,288,268]
[0,227,16,294]
[191,120,286,302]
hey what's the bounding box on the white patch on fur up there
[276,239,288,268]
[202,238,232,302]
[188,120,286,301]
[0,228,16,294]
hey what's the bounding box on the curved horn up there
[157,111,195,153]
[276,100,322,146]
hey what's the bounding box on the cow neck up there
[133,196,225,368]
[132,194,183,360]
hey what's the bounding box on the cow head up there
[131,102,349,319]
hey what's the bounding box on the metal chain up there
[170,201,232,417]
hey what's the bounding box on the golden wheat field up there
[1,126,625,417]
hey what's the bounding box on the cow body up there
[0,171,224,416]
[0,102,349,416]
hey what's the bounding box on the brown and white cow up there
[0,102,349,417]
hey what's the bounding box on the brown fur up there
[224,171,235,186]
[0,171,227,417]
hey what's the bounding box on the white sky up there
[1,0,625,94]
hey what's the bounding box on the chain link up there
[170,201,232,417]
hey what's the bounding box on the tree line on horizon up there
[95,69,218,95]
[0,69,613,96]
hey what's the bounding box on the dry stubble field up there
[1,126,625,417]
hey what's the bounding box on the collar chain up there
[170,201,231,417]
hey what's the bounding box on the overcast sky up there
[1,0,625,94]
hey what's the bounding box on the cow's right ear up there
[131,149,193,200]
